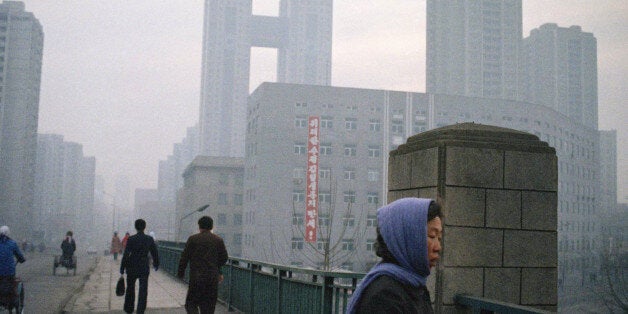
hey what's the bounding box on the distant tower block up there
[199,0,333,157]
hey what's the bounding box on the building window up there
[343,169,356,180]
[341,239,354,251]
[233,194,243,205]
[391,121,403,134]
[340,262,353,271]
[369,119,381,131]
[293,167,305,179]
[343,191,356,203]
[343,216,355,227]
[319,192,331,204]
[317,239,329,251]
[366,215,377,227]
[294,142,306,155]
[217,213,227,225]
[367,192,379,205]
[293,190,305,203]
[295,115,307,128]
[367,169,379,182]
[296,102,308,108]
[319,168,331,179]
[368,145,381,158]
[320,143,332,155]
[292,213,304,226]
[234,173,244,186]
[345,118,357,130]
[233,233,242,245]
[218,193,228,205]
[366,239,375,251]
[321,116,333,129]
[319,214,330,226]
[219,173,229,185]
[233,213,242,225]
[344,144,356,156]
[292,237,304,250]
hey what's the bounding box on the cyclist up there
[0,225,26,309]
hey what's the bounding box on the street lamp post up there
[177,204,209,242]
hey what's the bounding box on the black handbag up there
[116,276,125,296]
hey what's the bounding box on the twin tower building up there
[200,0,598,158]
[199,0,332,157]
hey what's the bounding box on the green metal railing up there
[158,241,555,313]
[157,241,365,314]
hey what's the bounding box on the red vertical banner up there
[305,116,320,243]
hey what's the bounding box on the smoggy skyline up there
[23,1,627,200]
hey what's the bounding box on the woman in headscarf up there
[346,198,443,313]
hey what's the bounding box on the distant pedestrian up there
[346,198,443,313]
[110,232,122,261]
[60,231,76,266]
[121,232,130,251]
[120,219,159,314]
[178,216,228,314]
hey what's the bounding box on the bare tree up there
[290,177,371,271]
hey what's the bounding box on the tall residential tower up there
[198,0,333,157]
[426,0,521,100]
[0,1,43,239]
[521,24,598,129]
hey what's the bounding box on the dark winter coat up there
[177,230,228,282]
[352,275,434,314]
[120,232,159,276]
[61,237,76,258]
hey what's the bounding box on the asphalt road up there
[13,250,98,314]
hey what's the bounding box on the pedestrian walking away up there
[120,219,159,314]
[178,216,228,314]
[111,231,123,261]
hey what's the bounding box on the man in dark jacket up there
[60,231,76,267]
[120,219,159,314]
[178,216,228,314]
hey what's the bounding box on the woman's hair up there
[375,200,442,263]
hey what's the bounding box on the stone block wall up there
[388,123,558,312]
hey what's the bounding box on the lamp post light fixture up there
[177,204,210,242]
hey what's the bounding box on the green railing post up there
[277,269,286,314]
[321,276,333,314]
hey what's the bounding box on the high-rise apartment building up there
[521,24,598,129]
[426,0,521,100]
[198,0,332,157]
[0,1,43,239]
[34,134,95,247]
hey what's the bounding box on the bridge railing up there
[158,241,554,313]
[158,241,364,313]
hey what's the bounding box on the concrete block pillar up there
[388,123,558,312]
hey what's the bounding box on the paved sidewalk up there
[63,256,232,313]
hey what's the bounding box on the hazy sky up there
[22,1,627,201]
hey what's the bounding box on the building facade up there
[176,156,244,256]
[34,134,95,249]
[426,0,521,100]
[0,1,43,239]
[521,24,598,129]
[244,82,610,277]
[198,0,332,157]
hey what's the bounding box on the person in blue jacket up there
[0,225,26,279]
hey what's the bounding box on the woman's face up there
[427,217,443,268]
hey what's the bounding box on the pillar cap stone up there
[392,123,555,156]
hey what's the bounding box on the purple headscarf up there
[346,197,432,313]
